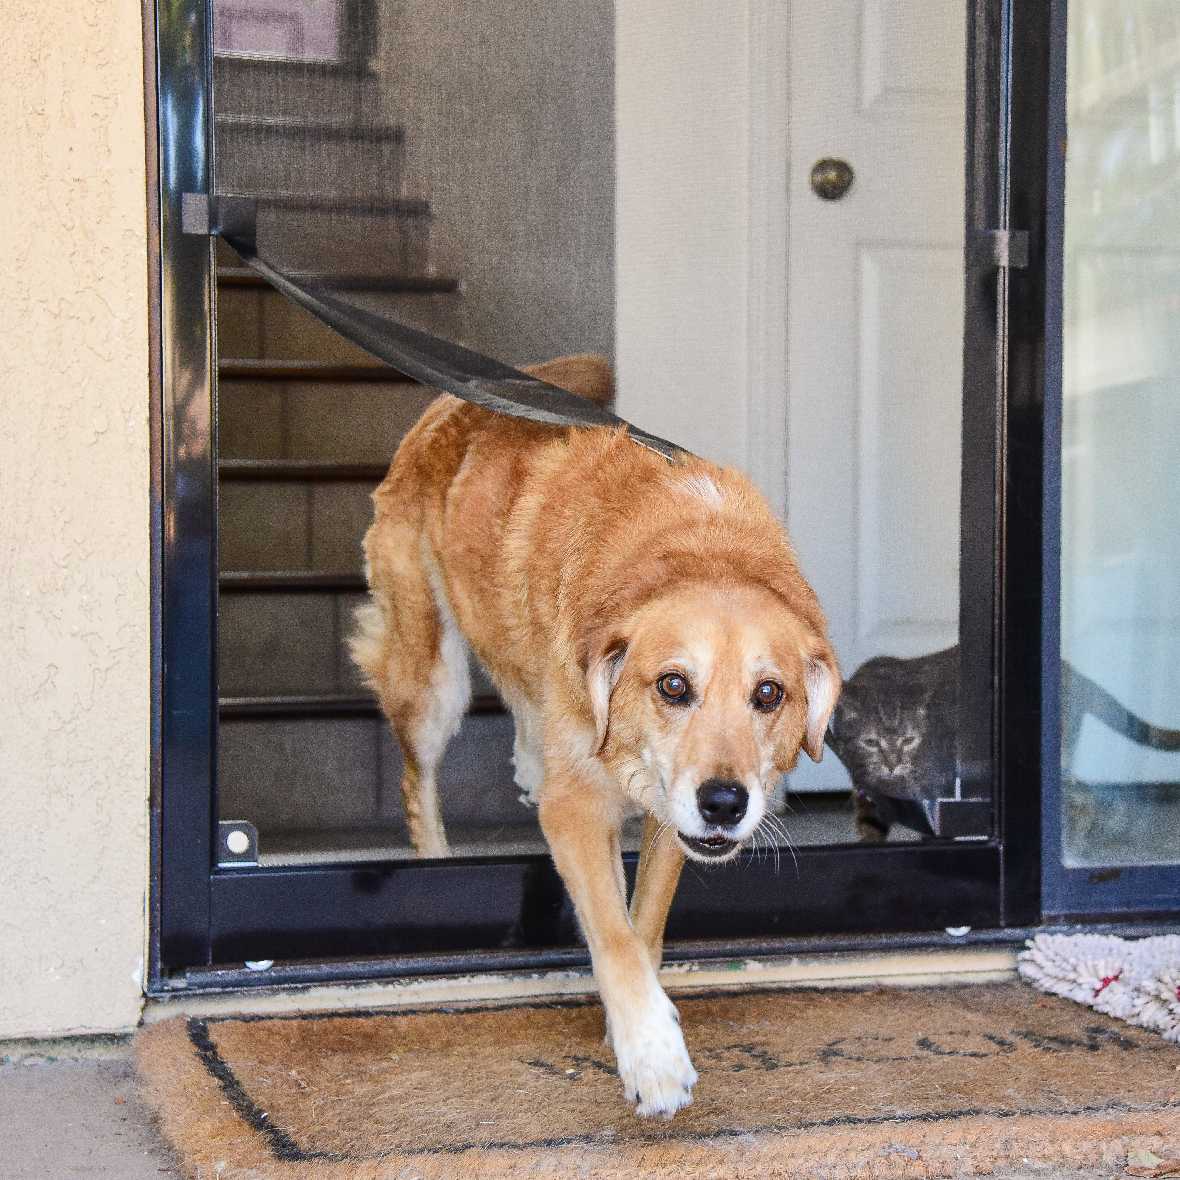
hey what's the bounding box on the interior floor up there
[258,792,921,866]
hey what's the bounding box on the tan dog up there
[351,354,839,1117]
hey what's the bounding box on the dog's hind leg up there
[630,814,685,970]
[351,530,471,858]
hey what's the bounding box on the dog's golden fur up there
[352,354,839,1117]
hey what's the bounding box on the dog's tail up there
[523,353,614,407]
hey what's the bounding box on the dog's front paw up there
[611,993,697,1119]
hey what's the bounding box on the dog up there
[351,354,839,1117]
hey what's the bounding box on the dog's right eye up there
[657,673,691,703]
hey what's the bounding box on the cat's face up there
[828,683,930,798]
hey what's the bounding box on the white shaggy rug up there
[1019,933,1180,1044]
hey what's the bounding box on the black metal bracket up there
[181,192,257,254]
[925,798,995,841]
[970,228,1030,270]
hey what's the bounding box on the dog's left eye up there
[752,680,783,711]
[657,673,691,703]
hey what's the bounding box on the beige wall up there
[0,1,150,1037]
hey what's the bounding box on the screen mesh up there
[212,0,615,366]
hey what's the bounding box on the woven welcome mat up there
[137,983,1180,1179]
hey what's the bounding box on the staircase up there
[212,53,539,862]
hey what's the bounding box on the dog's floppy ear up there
[586,636,628,753]
[801,642,841,762]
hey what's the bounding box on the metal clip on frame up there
[181,193,257,254]
[970,228,1030,270]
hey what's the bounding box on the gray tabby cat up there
[825,645,1180,842]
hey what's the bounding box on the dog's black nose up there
[697,779,748,826]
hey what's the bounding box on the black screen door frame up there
[148,0,1053,992]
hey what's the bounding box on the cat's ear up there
[828,687,858,738]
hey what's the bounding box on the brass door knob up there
[810,158,855,201]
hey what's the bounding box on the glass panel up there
[778,1,972,845]
[211,0,980,865]
[1061,0,1180,867]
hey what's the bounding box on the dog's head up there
[585,582,839,863]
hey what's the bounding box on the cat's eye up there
[657,672,691,704]
[859,736,880,750]
[901,735,919,750]
[752,680,784,711]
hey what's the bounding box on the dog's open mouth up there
[678,832,740,859]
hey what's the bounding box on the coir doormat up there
[137,983,1180,1179]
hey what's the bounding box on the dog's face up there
[588,584,839,863]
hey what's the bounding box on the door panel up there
[152,0,1032,982]
[858,245,963,654]
[786,0,967,792]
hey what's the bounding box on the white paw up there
[611,993,697,1119]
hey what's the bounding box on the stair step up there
[217,268,460,294]
[219,590,364,697]
[219,481,372,574]
[221,693,377,719]
[218,587,501,699]
[218,711,528,839]
[219,459,387,482]
[216,267,465,363]
[213,208,441,279]
[219,692,503,719]
[215,113,405,143]
[218,359,409,381]
[220,571,365,593]
[219,378,432,464]
[226,204,442,276]
[219,191,431,219]
[217,282,383,366]
[214,116,408,206]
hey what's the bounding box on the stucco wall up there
[0,2,150,1036]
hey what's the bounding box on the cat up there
[824,645,1180,842]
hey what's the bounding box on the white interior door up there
[615,3,970,794]
[785,1,968,790]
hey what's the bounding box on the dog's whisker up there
[746,826,760,866]
[760,812,793,877]
[761,817,781,875]
[763,817,781,875]
[645,818,674,857]
[767,812,800,880]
